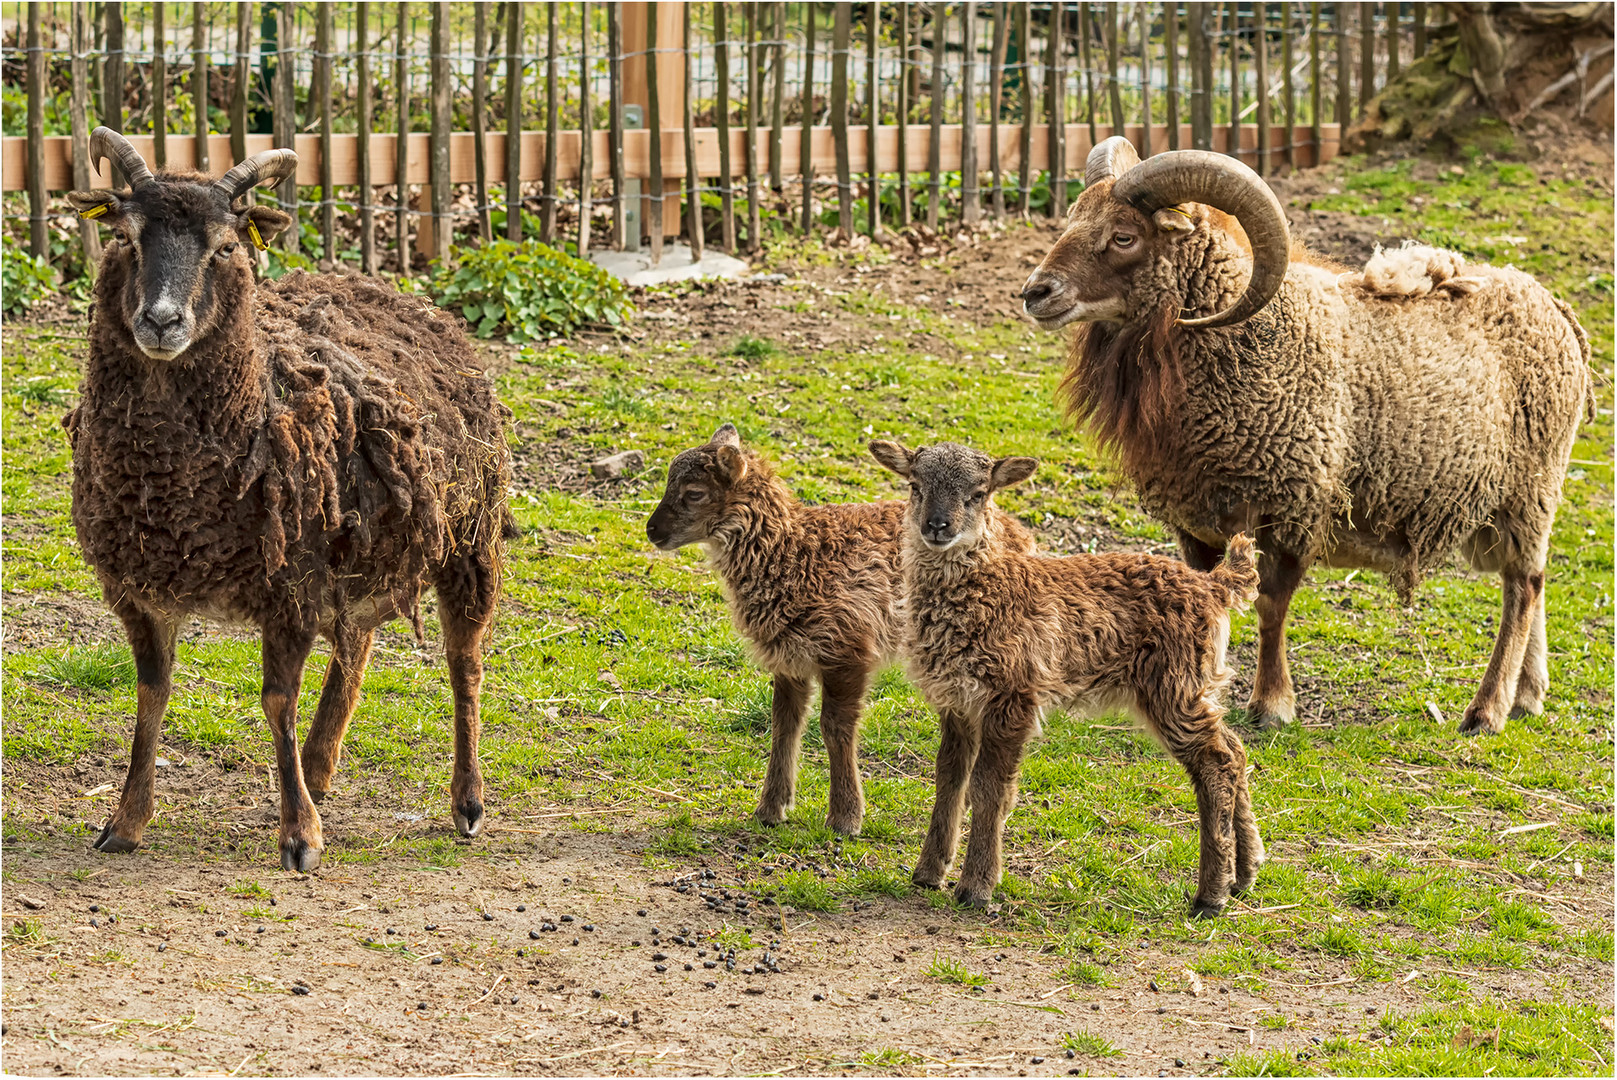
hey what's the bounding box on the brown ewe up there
[66,129,513,871]
[646,424,1031,835]
[871,440,1263,917]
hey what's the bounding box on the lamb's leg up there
[300,620,377,803]
[1461,565,1542,736]
[440,600,491,838]
[1510,585,1549,719]
[94,602,179,854]
[1226,728,1266,897]
[913,710,980,889]
[261,622,323,872]
[1248,542,1306,729]
[954,696,1038,908]
[755,674,812,826]
[820,663,873,835]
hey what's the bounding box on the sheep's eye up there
[908,482,921,496]
[968,491,986,504]
[111,229,127,243]
[1113,234,1137,249]
[683,488,707,504]
[216,242,238,259]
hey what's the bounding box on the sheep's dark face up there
[68,178,291,361]
[646,424,750,551]
[870,441,1036,553]
[1020,180,1199,331]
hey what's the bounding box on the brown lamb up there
[871,440,1262,917]
[65,130,514,872]
[646,424,1032,835]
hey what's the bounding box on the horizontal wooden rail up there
[3,124,1342,195]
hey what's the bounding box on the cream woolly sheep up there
[1021,137,1591,736]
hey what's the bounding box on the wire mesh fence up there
[2,2,1443,276]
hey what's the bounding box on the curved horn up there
[213,149,300,206]
[1111,150,1290,329]
[1084,136,1140,188]
[89,126,156,190]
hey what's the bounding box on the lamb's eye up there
[968,491,986,504]
[683,489,707,504]
[216,242,238,259]
[1113,234,1136,249]
[908,483,921,496]
[111,229,127,244]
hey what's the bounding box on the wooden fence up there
[2,3,1442,275]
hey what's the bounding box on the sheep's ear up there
[709,422,741,449]
[1152,206,1197,236]
[238,205,293,247]
[990,456,1038,490]
[713,444,748,485]
[869,440,914,478]
[67,189,122,222]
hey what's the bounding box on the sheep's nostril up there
[926,517,952,533]
[1020,278,1056,306]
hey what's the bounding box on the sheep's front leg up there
[1248,542,1306,729]
[820,664,873,835]
[94,602,179,854]
[755,674,812,826]
[440,602,489,837]
[954,697,1038,908]
[913,710,980,889]
[262,623,323,872]
[1461,566,1543,736]
[301,620,377,803]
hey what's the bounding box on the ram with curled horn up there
[1023,136,1592,738]
[64,128,517,870]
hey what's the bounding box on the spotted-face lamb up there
[1021,137,1592,736]
[871,440,1262,916]
[65,129,514,871]
[646,424,1033,835]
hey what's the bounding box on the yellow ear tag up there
[79,203,109,220]
[247,219,267,250]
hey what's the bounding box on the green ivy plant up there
[2,251,58,316]
[429,239,632,341]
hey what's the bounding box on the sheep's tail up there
[1551,295,1596,422]
[1208,533,1260,612]
[1357,241,1489,299]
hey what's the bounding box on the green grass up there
[924,953,991,988]
[1,149,1611,1076]
[1060,1029,1122,1058]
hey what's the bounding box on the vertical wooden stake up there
[1358,0,1373,116]
[1254,0,1268,175]
[647,0,664,262]
[1310,1,1322,162]
[683,1,701,259]
[189,2,206,175]
[1046,2,1064,216]
[580,0,594,255]
[106,2,126,139]
[1228,1,1241,160]
[230,2,250,173]
[831,1,852,236]
[1335,2,1351,129]
[800,1,816,232]
[26,3,46,259]
[1193,1,1215,150]
[1106,3,1124,136]
[896,1,910,226]
[505,1,524,242]
[609,2,626,249]
[358,2,375,273]
[960,2,978,225]
[318,2,335,260]
[1413,2,1426,60]
[1166,2,1180,149]
[275,2,296,251]
[718,2,736,248]
[927,0,943,229]
[866,0,879,237]
[473,2,492,242]
[542,2,559,244]
[989,1,1006,216]
[152,2,167,168]
[1282,1,1296,169]
[745,2,762,250]
[396,1,412,270]
[771,1,786,191]
[1015,1,1031,213]
[72,2,102,275]
[1138,4,1152,157]
[1385,0,1399,80]
[430,0,452,264]
[1079,3,1097,147]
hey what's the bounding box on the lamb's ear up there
[1152,206,1197,236]
[710,422,741,449]
[989,456,1038,490]
[713,444,748,485]
[238,205,294,247]
[67,189,122,222]
[869,440,914,478]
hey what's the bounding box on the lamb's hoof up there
[1230,876,1257,898]
[92,824,140,854]
[911,870,943,891]
[1247,701,1296,730]
[1458,706,1505,737]
[454,800,484,838]
[825,813,863,837]
[1189,897,1226,920]
[752,803,791,828]
[306,788,328,805]
[1507,701,1544,721]
[280,838,323,873]
[952,884,992,910]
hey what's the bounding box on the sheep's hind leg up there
[1460,565,1542,736]
[913,710,980,889]
[1510,585,1549,720]
[754,674,812,826]
[300,618,378,804]
[954,696,1038,908]
[1248,542,1306,730]
[440,597,492,839]
[1147,692,1242,918]
[94,602,179,855]
[262,623,324,872]
[820,663,873,835]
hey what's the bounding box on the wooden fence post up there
[1335,2,1351,129]
[896,1,910,226]
[1228,1,1241,160]
[746,2,762,249]
[684,2,702,259]
[1193,1,1213,149]
[1016,0,1030,213]
[647,0,664,262]
[473,2,492,242]
[276,2,296,251]
[358,2,375,273]
[506,1,524,242]
[1282,1,1296,168]
[609,2,626,248]
[718,2,737,248]
[26,3,45,259]
[430,0,452,264]
[989,1,1006,216]
[771,1,786,191]
[580,0,594,255]
[866,0,879,236]
[1138,4,1152,157]
[231,3,250,172]
[72,3,102,274]
[1385,0,1399,80]
[832,1,852,236]
[395,1,412,269]
[1359,0,1374,115]
[1255,0,1269,174]
[1311,1,1322,161]
[317,3,335,259]
[1106,3,1124,136]
[960,2,978,225]
[190,2,207,176]
[1080,3,1097,147]
[105,2,125,141]
[152,3,167,168]
[1413,2,1426,59]
[1047,2,1064,216]
[542,3,558,243]
[1167,2,1180,149]
[927,1,943,229]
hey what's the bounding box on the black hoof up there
[1190,898,1225,920]
[953,886,991,909]
[92,824,139,854]
[307,788,328,805]
[753,806,789,827]
[281,839,323,873]
[911,875,942,891]
[825,816,863,837]
[1457,709,1500,737]
[454,800,484,838]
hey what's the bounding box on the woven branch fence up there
[3,2,1444,275]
